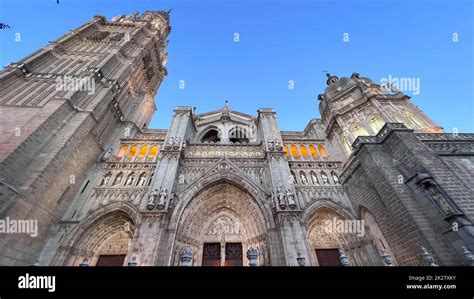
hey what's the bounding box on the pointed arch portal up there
[173,180,270,266]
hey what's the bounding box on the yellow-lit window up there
[117,145,128,158]
[299,145,309,158]
[309,145,319,158]
[138,145,148,158]
[290,145,299,158]
[149,145,159,158]
[283,145,290,157]
[318,144,329,157]
[352,124,369,138]
[367,115,385,134]
[127,145,138,158]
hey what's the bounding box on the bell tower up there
[318,73,443,161]
[0,11,171,265]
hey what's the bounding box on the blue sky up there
[1,0,473,132]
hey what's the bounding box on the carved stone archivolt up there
[170,180,272,266]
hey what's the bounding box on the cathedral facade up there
[1,11,473,266]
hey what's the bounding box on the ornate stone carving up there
[266,138,283,151]
[206,216,240,235]
[164,136,181,150]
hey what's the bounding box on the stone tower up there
[0,11,170,265]
[322,74,474,266]
[319,73,443,162]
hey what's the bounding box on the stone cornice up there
[416,133,474,142]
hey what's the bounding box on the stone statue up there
[276,187,286,209]
[112,175,122,186]
[169,192,176,207]
[321,172,329,185]
[286,188,296,209]
[300,173,308,185]
[178,174,186,185]
[147,189,159,210]
[332,173,339,184]
[157,187,167,210]
[137,175,147,186]
[102,148,113,161]
[311,173,318,185]
[126,175,134,186]
[270,192,276,208]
